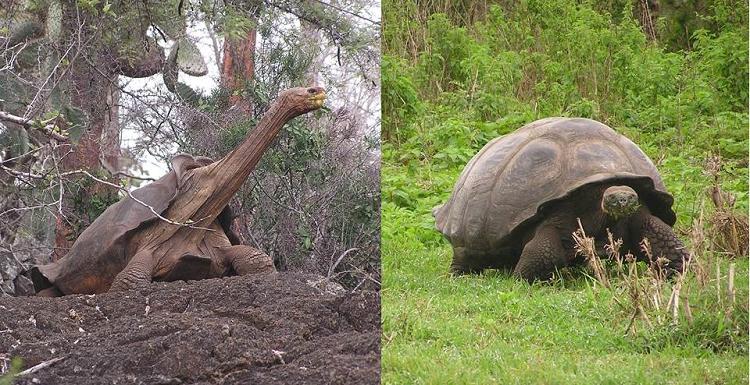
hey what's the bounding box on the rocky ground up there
[0,273,380,385]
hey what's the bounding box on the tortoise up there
[30,87,327,296]
[433,117,689,281]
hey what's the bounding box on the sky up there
[120,1,381,181]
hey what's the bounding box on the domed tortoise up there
[433,117,689,281]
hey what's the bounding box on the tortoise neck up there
[193,97,304,220]
[217,100,296,187]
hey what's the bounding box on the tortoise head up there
[276,86,326,118]
[601,185,641,220]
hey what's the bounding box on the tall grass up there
[573,195,747,352]
[382,0,748,383]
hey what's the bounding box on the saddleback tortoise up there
[433,117,689,281]
[30,87,328,296]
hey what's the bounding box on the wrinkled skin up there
[31,87,327,296]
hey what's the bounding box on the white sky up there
[120,3,381,181]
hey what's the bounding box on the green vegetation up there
[381,0,749,383]
[0,357,22,385]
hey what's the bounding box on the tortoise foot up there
[221,245,276,275]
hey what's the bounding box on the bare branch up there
[0,159,214,231]
[18,356,66,376]
[0,111,68,142]
[327,247,358,278]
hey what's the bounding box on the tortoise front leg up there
[220,245,276,275]
[513,225,568,282]
[629,210,689,275]
[109,250,155,292]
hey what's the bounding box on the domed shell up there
[433,117,676,252]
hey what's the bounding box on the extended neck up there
[196,98,303,219]
[220,99,297,186]
[139,94,315,248]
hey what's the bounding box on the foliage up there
[0,357,22,385]
[656,0,748,51]
[381,56,422,142]
[68,174,121,237]
[221,4,259,41]
[382,0,748,382]
[382,0,748,236]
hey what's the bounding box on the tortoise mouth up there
[307,91,327,107]
[602,186,641,219]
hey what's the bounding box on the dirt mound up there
[0,273,380,384]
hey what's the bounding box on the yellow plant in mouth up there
[309,91,327,108]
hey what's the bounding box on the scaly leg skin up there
[221,245,276,275]
[630,211,689,276]
[513,225,567,282]
[109,250,155,292]
[450,247,491,275]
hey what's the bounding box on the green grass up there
[382,242,749,384]
[381,1,749,383]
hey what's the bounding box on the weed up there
[0,357,21,385]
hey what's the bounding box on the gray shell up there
[433,117,675,252]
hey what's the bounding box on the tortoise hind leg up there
[513,225,567,282]
[220,245,276,275]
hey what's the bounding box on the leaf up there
[62,106,88,143]
[8,20,44,45]
[46,0,63,40]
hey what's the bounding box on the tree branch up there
[0,111,68,142]
[0,160,214,231]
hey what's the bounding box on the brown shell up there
[32,154,239,293]
[433,117,675,252]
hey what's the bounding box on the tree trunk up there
[53,3,121,260]
[219,13,259,244]
[221,29,257,114]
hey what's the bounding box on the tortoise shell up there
[32,154,240,293]
[433,117,676,252]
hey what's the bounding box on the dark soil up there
[0,273,380,385]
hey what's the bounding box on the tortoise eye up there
[307,87,318,94]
